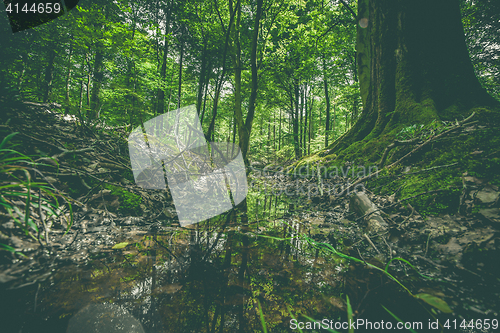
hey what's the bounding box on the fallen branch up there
[379,138,420,168]
[363,233,381,254]
[349,188,455,221]
[386,113,476,170]
[53,147,93,159]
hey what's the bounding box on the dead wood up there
[349,192,388,233]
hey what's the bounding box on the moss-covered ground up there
[289,107,500,217]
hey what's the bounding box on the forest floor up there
[0,101,499,331]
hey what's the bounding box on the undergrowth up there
[0,133,73,254]
[105,184,142,215]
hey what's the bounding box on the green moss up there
[105,184,142,215]
[370,122,500,216]
[293,104,500,216]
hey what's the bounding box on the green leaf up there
[0,243,27,258]
[0,132,19,150]
[112,242,129,249]
[414,293,452,313]
[0,243,17,253]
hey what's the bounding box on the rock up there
[478,208,500,223]
[475,187,499,204]
[349,192,388,233]
[250,161,264,169]
[67,303,145,333]
[436,237,462,255]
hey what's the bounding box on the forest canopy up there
[0,0,498,164]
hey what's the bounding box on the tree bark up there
[327,0,499,156]
[156,5,171,117]
[177,40,184,110]
[293,81,300,159]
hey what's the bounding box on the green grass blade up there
[346,295,354,333]
[257,299,268,333]
[24,173,31,230]
[302,315,341,333]
[286,305,303,333]
[0,243,27,258]
[384,257,433,280]
[0,132,19,150]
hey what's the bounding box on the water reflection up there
[18,197,343,333]
[67,303,145,333]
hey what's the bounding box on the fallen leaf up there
[112,242,129,250]
[415,293,452,313]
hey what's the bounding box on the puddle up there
[1,175,499,332]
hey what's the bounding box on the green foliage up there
[396,120,449,141]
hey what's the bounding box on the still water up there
[1,188,349,333]
[1,177,498,333]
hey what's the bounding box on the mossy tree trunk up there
[328,0,499,156]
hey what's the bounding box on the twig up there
[413,255,447,269]
[459,174,467,215]
[382,236,392,259]
[363,233,380,254]
[53,147,93,159]
[424,232,432,258]
[338,0,357,20]
[39,188,49,246]
[60,228,79,250]
[398,203,415,230]
[379,138,420,168]
[44,169,119,176]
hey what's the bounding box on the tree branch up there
[338,0,357,21]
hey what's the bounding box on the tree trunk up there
[232,0,242,145]
[233,0,262,163]
[196,43,207,115]
[64,42,73,115]
[177,41,184,110]
[206,0,240,141]
[308,90,314,155]
[156,6,171,117]
[293,82,300,158]
[86,54,91,107]
[89,48,104,119]
[327,0,499,157]
[43,48,56,103]
[278,108,282,151]
[323,57,331,147]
